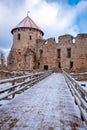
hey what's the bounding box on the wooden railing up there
[63,70,87,125]
[0,71,53,104]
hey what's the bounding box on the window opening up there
[29,35,32,40]
[18,33,20,40]
[44,65,48,70]
[40,49,43,54]
[40,49,43,58]
[18,52,21,57]
[67,48,71,58]
[58,62,61,68]
[70,61,73,69]
[38,62,40,65]
[57,49,61,58]
[73,38,75,43]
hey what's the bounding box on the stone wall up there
[8,27,43,71]
[8,29,87,72]
[12,28,43,50]
[36,38,58,71]
[36,34,87,72]
[74,34,87,72]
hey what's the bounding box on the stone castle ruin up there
[8,16,87,72]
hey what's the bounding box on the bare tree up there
[0,49,5,65]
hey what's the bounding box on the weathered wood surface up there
[0,71,52,101]
[63,70,87,125]
[0,73,87,130]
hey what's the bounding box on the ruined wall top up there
[75,33,87,44]
[58,34,73,44]
[76,33,87,39]
[46,38,56,44]
[58,33,87,44]
[36,33,87,46]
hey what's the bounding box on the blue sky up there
[47,0,80,5]
[0,0,87,57]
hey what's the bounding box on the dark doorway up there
[44,65,48,70]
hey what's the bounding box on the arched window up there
[18,52,21,57]
[18,33,20,40]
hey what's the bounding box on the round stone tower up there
[8,15,44,71]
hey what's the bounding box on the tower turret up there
[8,16,44,71]
[11,16,44,49]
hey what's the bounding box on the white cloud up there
[77,0,87,12]
[0,0,87,57]
[21,0,79,39]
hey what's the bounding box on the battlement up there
[76,33,87,39]
[44,38,56,44]
[75,33,87,44]
[58,34,73,44]
[59,34,73,38]
[58,33,87,44]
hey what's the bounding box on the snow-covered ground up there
[0,73,86,130]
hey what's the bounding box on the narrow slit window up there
[40,49,43,58]
[70,61,73,69]
[58,62,61,68]
[67,48,71,58]
[29,35,32,40]
[57,49,61,58]
[18,33,20,40]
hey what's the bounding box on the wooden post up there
[12,80,15,98]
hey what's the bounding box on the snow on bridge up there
[0,73,87,130]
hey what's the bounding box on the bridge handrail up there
[0,76,39,93]
[0,71,44,84]
[63,70,87,98]
[62,70,87,124]
[0,70,53,102]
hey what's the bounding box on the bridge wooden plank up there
[0,73,86,130]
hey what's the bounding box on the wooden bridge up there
[0,71,87,130]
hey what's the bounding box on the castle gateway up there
[8,16,87,72]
